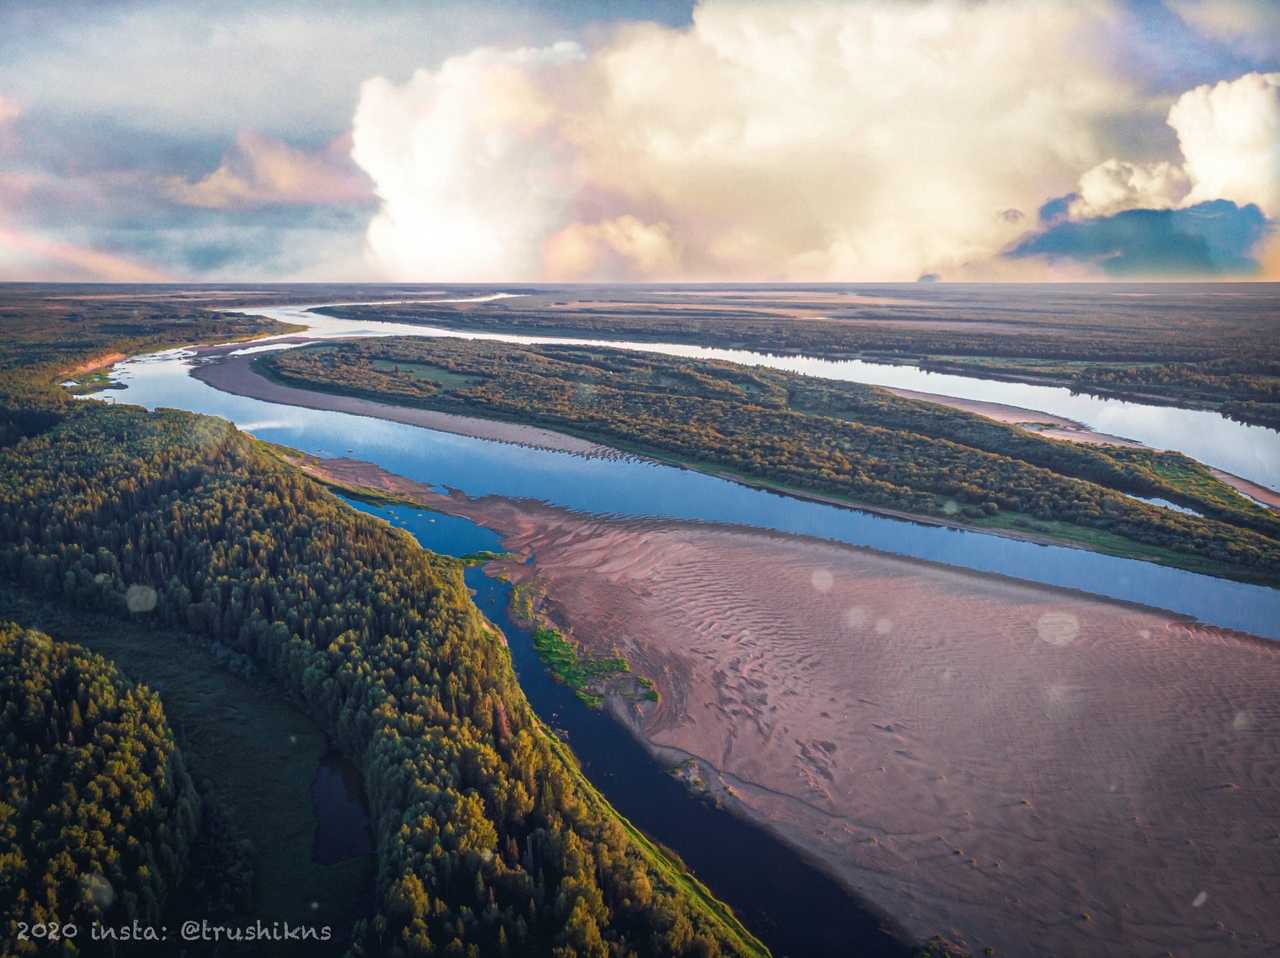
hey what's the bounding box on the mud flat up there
[289,453,1280,958]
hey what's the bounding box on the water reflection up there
[234,302,1280,491]
[90,349,1280,638]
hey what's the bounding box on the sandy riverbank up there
[289,453,1280,958]
[191,347,619,458]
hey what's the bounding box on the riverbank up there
[192,343,619,458]
[285,451,1280,958]
[194,344,1279,584]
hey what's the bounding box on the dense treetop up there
[0,402,768,957]
[0,622,200,953]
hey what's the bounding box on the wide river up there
[85,297,1280,954]
[247,300,1280,491]
[90,298,1280,638]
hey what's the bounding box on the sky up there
[1,0,1277,283]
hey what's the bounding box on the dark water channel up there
[341,497,911,958]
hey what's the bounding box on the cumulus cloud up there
[353,42,585,281]
[1001,72,1280,222]
[1068,159,1190,219]
[1018,70,1279,276]
[1169,0,1280,62]
[351,0,1145,281]
[1170,71,1280,216]
[167,131,371,209]
[543,216,680,280]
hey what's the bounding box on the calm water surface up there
[240,300,1280,491]
[311,750,373,865]
[90,346,1280,638]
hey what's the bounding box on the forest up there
[0,623,199,951]
[317,285,1280,429]
[265,338,1280,583]
[0,400,771,957]
[0,288,791,957]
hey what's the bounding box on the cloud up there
[1168,1,1280,62]
[1007,199,1267,277]
[1169,71,1280,216]
[166,131,371,209]
[353,42,586,281]
[352,0,1147,281]
[0,3,565,140]
[0,224,173,282]
[1068,158,1190,218]
[1013,69,1278,277]
[0,94,18,152]
[543,216,681,280]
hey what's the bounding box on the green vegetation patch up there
[371,357,479,391]
[0,621,200,946]
[266,336,1280,584]
[532,626,630,708]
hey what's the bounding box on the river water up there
[90,336,1280,638]
[341,497,908,957]
[83,299,1280,955]
[239,300,1280,492]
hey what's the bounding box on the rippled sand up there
[289,453,1280,958]
[467,510,1276,957]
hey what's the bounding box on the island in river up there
[253,336,1280,584]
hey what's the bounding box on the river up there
[90,326,1280,638]
[82,297,1280,955]
[237,299,1280,492]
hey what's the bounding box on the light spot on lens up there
[845,607,868,629]
[811,569,834,593]
[942,500,959,515]
[125,584,157,614]
[82,874,115,910]
[1233,711,1251,731]
[874,617,893,635]
[1036,611,1079,646]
